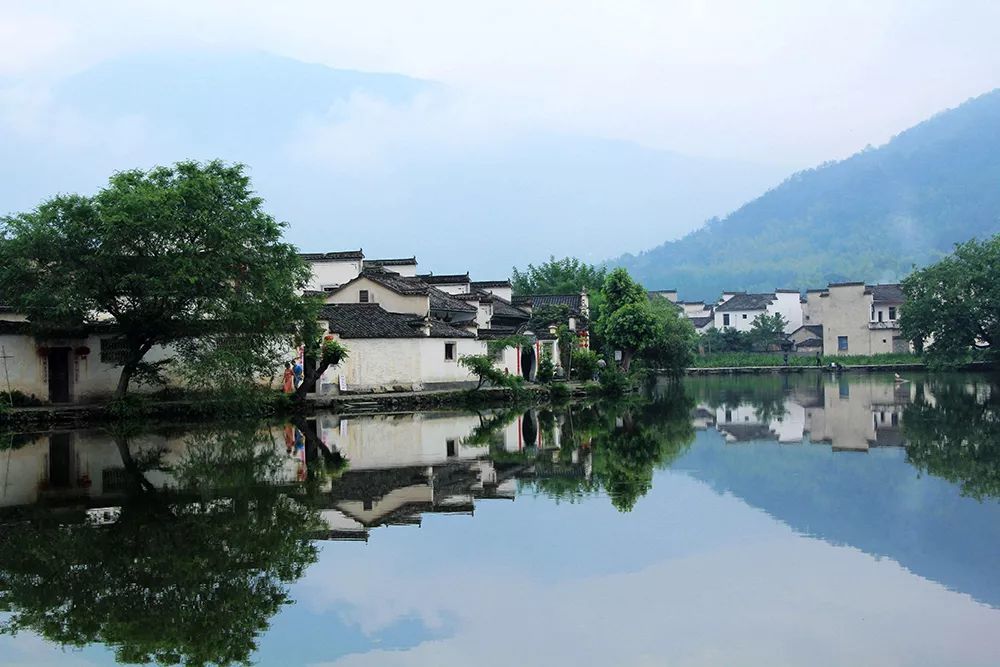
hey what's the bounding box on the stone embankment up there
[684,361,994,375]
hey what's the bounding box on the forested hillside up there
[614,89,1000,300]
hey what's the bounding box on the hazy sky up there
[5,0,1000,166]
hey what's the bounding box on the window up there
[889,306,896,320]
[877,310,884,322]
[444,342,456,361]
[723,314,730,326]
[838,336,849,351]
[742,313,747,319]
[100,338,129,364]
[359,289,370,303]
[446,438,457,457]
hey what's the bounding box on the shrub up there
[572,349,600,381]
[598,366,630,396]
[537,354,555,383]
[548,383,570,402]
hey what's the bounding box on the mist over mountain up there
[0,51,786,277]
[613,90,1000,300]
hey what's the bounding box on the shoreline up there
[0,384,593,431]
[684,360,994,375]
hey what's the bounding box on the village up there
[0,244,908,405]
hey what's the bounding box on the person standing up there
[282,362,295,394]
[293,359,304,389]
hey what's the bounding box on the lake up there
[1,371,998,666]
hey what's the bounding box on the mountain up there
[0,51,787,277]
[613,90,1000,300]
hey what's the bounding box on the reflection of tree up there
[530,384,696,512]
[904,378,1000,500]
[0,425,323,666]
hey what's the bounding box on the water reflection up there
[0,372,998,665]
[0,425,324,665]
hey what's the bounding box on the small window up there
[723,314,730,326]
[100,338,129,364]
[742,313,747,319]
[359,289,370,303]
[444,342,456,361]
[838,336,848,351]
[889,306,896,320]
[878,310,883,322]
[446,438,457,457]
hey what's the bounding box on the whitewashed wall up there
[305,258,363,291]
[770,292,804,332]
[325,277,429,317]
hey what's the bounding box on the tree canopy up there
[511,256,607,296]
[596,268,695,372]
[901,234,1000,361]
[0,161,313,398]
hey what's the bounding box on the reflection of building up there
[694,375,915,452]
[0,409,580,544]
[804,377,912,452]
[705,401,806,443]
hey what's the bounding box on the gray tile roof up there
[715,293,776,312]
[300,249,364,261]
[357,268,428,295]
[868,284,904,304]
[320,304,474,339]
[416,273,470,285]
[491,295,530,320]
[512,294,584,314]
[428,287,477,314]
[470,280,511,289]
[363,257,417,268]
[690,315,714,328]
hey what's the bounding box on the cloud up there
[5,0,1000,164]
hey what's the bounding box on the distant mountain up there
[613,90,1000,300]
[0,51,787,277]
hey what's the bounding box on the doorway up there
[47,347,71,403]
[520,345,536,381]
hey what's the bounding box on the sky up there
[2,1,1000,273]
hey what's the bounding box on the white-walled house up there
[0,318,175,403]
[714,291,802,333]
[325,267,479,326]
[317,303,485,392]
[416,273,472,295]
[301,250,365,292]
[363,257,418,277]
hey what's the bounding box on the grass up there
[690,352,921,369]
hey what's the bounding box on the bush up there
[572,349,600,381]
[537,354,555,383]
[691,352,920,369]
[0,390,43,407]
[548,383,570,402]
[598,366,630,396]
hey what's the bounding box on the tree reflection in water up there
[0,424,325,666]
[904,376,1000,500]
[515,382,696,512]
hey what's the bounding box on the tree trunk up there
[294,359,331,402]
[113,361,136,400]
[621,349,633,372]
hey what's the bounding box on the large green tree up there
[511,256,607,296]
[596,268,694,372]
[901,234,1000,361]
[0,161,312,398]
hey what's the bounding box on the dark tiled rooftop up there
[364,257,417,267]
[416,273,470,285]
[868,284,905,304]
[715,293,776,312]
[470,280,511,289]
[512,294,585,314]
[320,304,474,339]
[299,249,364,261]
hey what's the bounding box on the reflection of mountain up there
[679,374,1000,609]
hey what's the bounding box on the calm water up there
[1,372,999,666]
